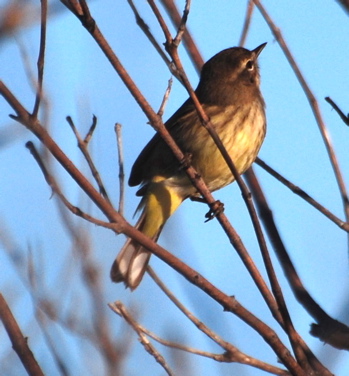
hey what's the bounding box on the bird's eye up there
[246,60,254,70]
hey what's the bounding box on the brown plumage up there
[111,44,267,289]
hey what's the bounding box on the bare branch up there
[109,302,175,376]
[157,77,173,117]
[335,0,349,14]
[246,168,349,357]
[253,0,349,225]
[256,157,349,232]
[25,141,113,230]
[66,115,112,204]
[127,0,171,66]
[325,96,349,126]
[32,0,47,117]
[160,0,204,72]
[148,267,290,376]
[239,0,255,47]
[0,293,44,376]
[115,123,125,216]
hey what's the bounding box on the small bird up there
[111,44,267,289]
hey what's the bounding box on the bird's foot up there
[205,200,224,222]
[179,152,193,170]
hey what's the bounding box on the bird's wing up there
[129,98,195,187]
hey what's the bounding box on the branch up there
[325,96,349,126]
[160,0,204,72]
[335,0,349,14]
[115,123,125,216]
[109,302,175,376]
[238,0,255,47]
[246,168,349,356]
[32,0,47,117]
[0,293,44,376]
[253,0,349,224]
[256,158,349,232]
[66,115,112,205]
[25,141,114,230]
[148,267,290,376]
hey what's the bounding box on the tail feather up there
[110,210,161,289]
[111,181,184,289]
[110,240,152,290]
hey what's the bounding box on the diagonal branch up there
[325,96,349,126]
[253,0,349,225]
[256,158,349,232]
[0,293,45,376]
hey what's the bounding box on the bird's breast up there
[191,101,266,192]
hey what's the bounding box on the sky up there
[1,1,349,375]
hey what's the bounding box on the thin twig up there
[32,0,47,117]
[66,116,112,204]
[172,0,191,47]
[157,77,173,117]
[83,115,98,144]
[325,96,349,126]
[25,141,114,230]
[115,123,125,216]
[127,0,171,66]
[160,0,204,72]
[238,0,255,47]
[256,157,349,232]
[109,302,175,376]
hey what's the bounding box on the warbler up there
[111,43,267,289]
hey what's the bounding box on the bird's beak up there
[252,43,267,58]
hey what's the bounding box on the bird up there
[111,43,267,290]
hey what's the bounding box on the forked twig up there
[160,0,204,72]
[25,141,113,230]
[66,115,112,205]
[109,301,175,376]
[148,267,290,376]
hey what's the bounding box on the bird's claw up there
[205,200,224,222]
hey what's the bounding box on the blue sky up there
[1,1,349,375]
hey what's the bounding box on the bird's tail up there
[110,181,183,290]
